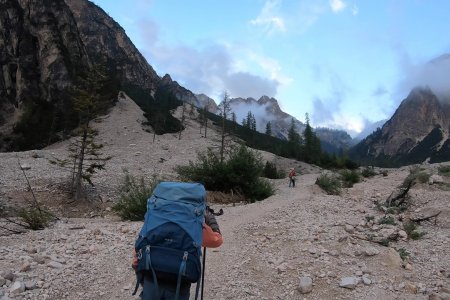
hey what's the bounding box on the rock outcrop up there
[350,87,450,166]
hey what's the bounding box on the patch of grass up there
[315,173,342,195]
[402,166,430,187]
[378,216,397,225]
[438,165,450,177]
[365,215,375,222]
[416,171,431,183]
[386,206,408,214]
[361,167,377,178]
[398,248,409,261]
[113,174,159,221]
[436,183,450,191]
[339,169,361,188]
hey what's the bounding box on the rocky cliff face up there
[63,0,160,92]
[0,0,89,130]
[194,93,219,113]
[0,0,200,151]
[350,87,450,166]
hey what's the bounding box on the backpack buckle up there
[137,249,143,260]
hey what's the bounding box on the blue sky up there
[93,0,450,136]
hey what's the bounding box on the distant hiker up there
[288,168,297,187]
[132,182,223,300]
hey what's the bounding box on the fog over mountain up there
[397,53,450,105]
[354,119,387,141]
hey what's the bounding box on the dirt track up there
[1,94,450,300]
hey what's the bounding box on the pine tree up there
[265,122,272,136]
[303,113,321,164]
[287,117,301,158]
[250,115,257,131]
[51,65,112,201]
[231,112,236,123]
[218,91,232,162]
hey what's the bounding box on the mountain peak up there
[350,85,450,165]
[161,74,173,83]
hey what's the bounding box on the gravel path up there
[1,94,450,300]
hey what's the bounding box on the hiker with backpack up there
[288,167,296,187]
[132,182,223,300]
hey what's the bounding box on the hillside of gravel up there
[1,93,450,300]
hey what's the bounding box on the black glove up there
[205,210,221,234]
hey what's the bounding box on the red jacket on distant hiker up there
[288,168,297,187]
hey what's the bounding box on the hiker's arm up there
[203,211,223,247]
[132,249,138,269]
[205,210,220,234]
[202,223,223,248]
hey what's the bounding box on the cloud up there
[372,86,388,97]
[397,53,450,103]
[312,97,334,124]
[248,52,293,86]
[142,40,280,101]
[330,0,347,13]
[310,68,357,132]
[250,0,286,35]
[351,5,359,15]
[230,101,277,131]
[224,72,279,99]
[355,118,387,140]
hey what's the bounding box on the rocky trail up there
[1,94,450,300]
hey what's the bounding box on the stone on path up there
[298,276,313,294]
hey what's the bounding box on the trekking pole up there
[201,207,223,300]
[201,246,206,300]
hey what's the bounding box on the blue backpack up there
[133,182,206,299]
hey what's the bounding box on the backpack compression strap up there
[132,246,159,296]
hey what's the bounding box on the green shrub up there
[381,170,388,177]
[245,178,275,202]
[339,169,361,187]
[378,216,396,225]
[403,221,425,240]
[18,207,53,230]
[315,173,341,195]
[438,165,450,177]
[398,248,409,260]
[409,231,426,240]
[263,161,284,179]
[176,145,274,201]
[379,238,390,247]
[113,174,159,221]
[361,167,377,178]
